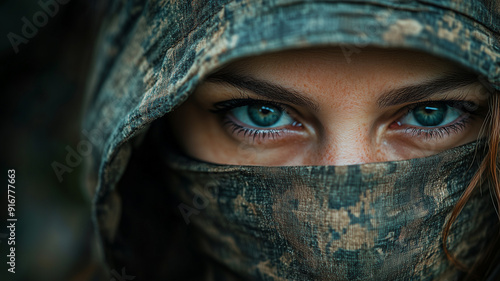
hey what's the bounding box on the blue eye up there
[230,104,295,128]
[247,104,282,127]
[400,102,462,127]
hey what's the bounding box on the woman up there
[83,0,500,280]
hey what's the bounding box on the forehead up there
[216,47,463,103]
[231,47,456,76]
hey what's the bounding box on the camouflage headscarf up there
[83,0,500,279]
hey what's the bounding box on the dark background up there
[1,0,108,280]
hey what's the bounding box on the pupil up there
[413,104,447,127]
[424,108,434,114]
[260,108,271,115]
[248,104,282,127]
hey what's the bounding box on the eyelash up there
[211,98,300,142]
[402,117,472,139]
[222,119,284,141]
[211,98,481,141]
[395,100,479,139]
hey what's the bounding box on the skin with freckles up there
[167,48,489,166]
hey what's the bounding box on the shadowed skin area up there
[167,48,488,166]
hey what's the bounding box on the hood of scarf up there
[82,0,500,279]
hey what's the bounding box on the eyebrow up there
[206,71,320,111]
[377,71,479,107]
[206,69,479,109]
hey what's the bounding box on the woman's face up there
[168,48,489,165]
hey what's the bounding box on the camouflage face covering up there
[164,141,497,280]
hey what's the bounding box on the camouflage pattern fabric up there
[82,0,500,279]
[163,140,497,281]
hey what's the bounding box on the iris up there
[247,104,282,127]
[413,103,447,127]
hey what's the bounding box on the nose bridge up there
[316,122,376,166]
[310,82,382,166]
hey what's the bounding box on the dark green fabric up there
[164,141,496,280]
